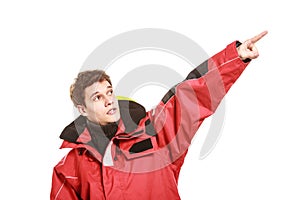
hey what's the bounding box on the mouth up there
[107,108,117,115]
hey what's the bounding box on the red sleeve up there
[149,41,250,161]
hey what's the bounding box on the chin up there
[109,115,120,123]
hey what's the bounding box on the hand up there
[237,31,268,61]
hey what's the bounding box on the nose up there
[104,95,113,107]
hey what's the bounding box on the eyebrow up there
[89,85,112,99]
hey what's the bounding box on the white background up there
[1,0,299,199]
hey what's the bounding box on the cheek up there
[87,103,104,114]
[95,103,107,115]
[113,98,119,107]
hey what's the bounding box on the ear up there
[77,105,88,116]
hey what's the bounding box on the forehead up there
[84,80,112,97]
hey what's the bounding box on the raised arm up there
[149,31,268,162]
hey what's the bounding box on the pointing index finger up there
[250,30,268,44]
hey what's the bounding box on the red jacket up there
[51,41,249,200]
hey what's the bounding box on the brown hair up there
[70,70,112,106]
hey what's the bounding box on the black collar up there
[59,100,147,143]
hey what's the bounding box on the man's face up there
[78,80,120,125]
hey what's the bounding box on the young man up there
[51,31,267,200]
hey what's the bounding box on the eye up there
[107,90,113,96]
[93,95,101,102]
